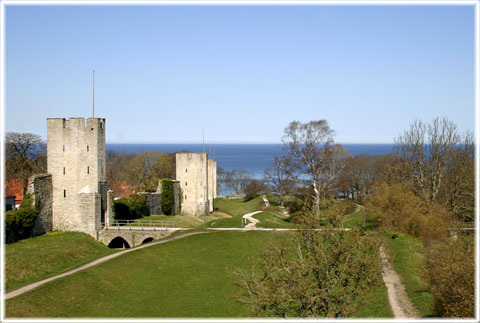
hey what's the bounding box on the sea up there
[107,143,394,180]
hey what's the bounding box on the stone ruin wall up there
[26,174,53,236]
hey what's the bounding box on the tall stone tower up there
[176,153,217,216]
[47,118,107,236]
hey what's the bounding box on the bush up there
[423,237,475,317]
[161,178,174,215]
[113,194,147,220]
[5,196,39,243]
[342,200,357,215]
[233,210,383,317]
[365,182,451,240]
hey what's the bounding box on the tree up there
[234,209,382,318]
[436,132,475,222]
[281,120,342,214]
[6,132,46,195]
[264,156,294,206]
[223,169,252,196]
[216,167,225,196]
[127,151,174,191]
[394,118,460,204]
[244,179,266,201]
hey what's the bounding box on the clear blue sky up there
[5,4,475,144]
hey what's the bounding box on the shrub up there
[233,210,383,317]
[423,237,475,317]
[161,178,174,215]
[5,196,39,243]
[342,200,357,215]
[113,194,147,220]
[365,182,451,240]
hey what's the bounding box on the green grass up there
[214,196,264,217]
[207,216,243,228]
[380,232,434,317]
[6,231,392,318]
[253,211,295,229]
[343,209,377,229]
[353,282,393,318]
[5,232,116,292]
[6,231,282,318]
[132,213,231,228]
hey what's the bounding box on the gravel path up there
[379,245,420,319]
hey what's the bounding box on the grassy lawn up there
[5,232,116,292]
[253,211,295,229]
[343,209,377,229]
[132,213,231,228]
[214,196,265,217]
[380,232,434,317]
[207,215,243,228]
[6,230,392,318]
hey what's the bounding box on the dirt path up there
[379,245,420,319]
[5,231,209,301]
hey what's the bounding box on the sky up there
[4,4,476,144]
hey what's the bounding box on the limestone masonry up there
[47,118,107,236]
[22,117,216,247]
[176,153,217,216]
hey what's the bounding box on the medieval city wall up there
[47,117,106,236]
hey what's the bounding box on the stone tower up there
[47,118,107,236]
[176,153,217,216]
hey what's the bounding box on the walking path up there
[379,245,419,319]
[5,231,209,301]
[261,195,270,207]
[242,211,263,229]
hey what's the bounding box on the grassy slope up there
[380,232,434,317]
[253,211,295,229]
[133,213,231,228]
[214,196,264,217]
[6,231,392,318]
[6,231,280,318]
[5,232,115,292]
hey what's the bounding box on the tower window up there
[185,195,187,200]
[62,145,65,152]
[63,167,65,175]
[64,190,66,198]
[86,145,89,152]
[186,169,187,173]
[87,166,90,174]
[100,122,103,129]
[62,119,66,128]
[185,182,187,186]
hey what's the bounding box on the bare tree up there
[395,118,460,204]
[6,132,46,195]
[223,169,252,196]
[264,156,294,206]
[281,120,336,215]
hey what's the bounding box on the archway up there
[141,237,154,244]
[108,236,131,249]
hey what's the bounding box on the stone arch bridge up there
[96,228,178,248]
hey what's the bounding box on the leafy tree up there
[6,132,46,195]
[233,209,382,318]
